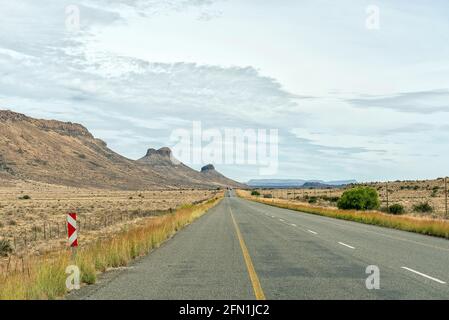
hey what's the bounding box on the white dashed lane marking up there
[401,267,446,284]
[338,242,355,249]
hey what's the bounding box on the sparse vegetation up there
[337,187,380,211]
[0,239,13,257]
[413,202,433,213]
[388,204,405,215]
[0,196,222,299]
[239,190,449,240]
[308,196,318,204]
[321,195,340,203]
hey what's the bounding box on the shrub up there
[337,187,380,210]
[321,196,340,202]
[413,202,433,213]
[19,195,31,200]
[388,204,405,215]
[263,194,273,199]
[0,239,13,257]
[308,196,318,204]
[251,190,261,196]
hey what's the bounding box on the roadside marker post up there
[67,212,78,261]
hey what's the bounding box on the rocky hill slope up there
[0,110,244,190]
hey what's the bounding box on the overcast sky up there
[1,0,448,182]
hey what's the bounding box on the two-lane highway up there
[71,192,449,300]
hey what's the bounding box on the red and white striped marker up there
[67,212,78,247]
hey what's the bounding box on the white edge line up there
[401,267,446,284]
[338,242,355,249]
[308,230,318,235]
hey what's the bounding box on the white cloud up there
[1,0,449,182]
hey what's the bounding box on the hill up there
[0,110,244,190]
[137,147,244,188]
[247,179,357,188]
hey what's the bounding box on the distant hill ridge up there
[0,109,245,190]
[247,179,356,188]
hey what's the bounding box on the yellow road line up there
[229,205,266,300]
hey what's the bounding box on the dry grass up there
[0,179,219,257]
[238,190,449,240]
[253,178,448,217]
[0,195,222,299]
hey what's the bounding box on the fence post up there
[385,182,389,209]
[445,177,448,218]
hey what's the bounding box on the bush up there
[321,195,340,202]
[263,194,273,199]
[413,202,433,213]
[251,190,261,196]
[0,239,13,257]
[337,187,380,210]
[18,195,31,200]
[308,196,318,204]
[388,204,405,215]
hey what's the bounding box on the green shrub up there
[19,195,31,200]
[388,204,405,215]
[321,195,340,202]
[251,190,261,196]
[337,187,380,210]
[413,202,433,213]
[308,196,318,204]
[0,239,13,257]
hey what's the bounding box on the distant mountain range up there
[247,179,357,188]
[0,110,245,190]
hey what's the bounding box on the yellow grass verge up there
[237,190,449,240]
[0,196,223,300]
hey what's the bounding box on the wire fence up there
[253,178,449,218]
[0,194,218,277]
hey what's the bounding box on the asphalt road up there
[72,191,449,300]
